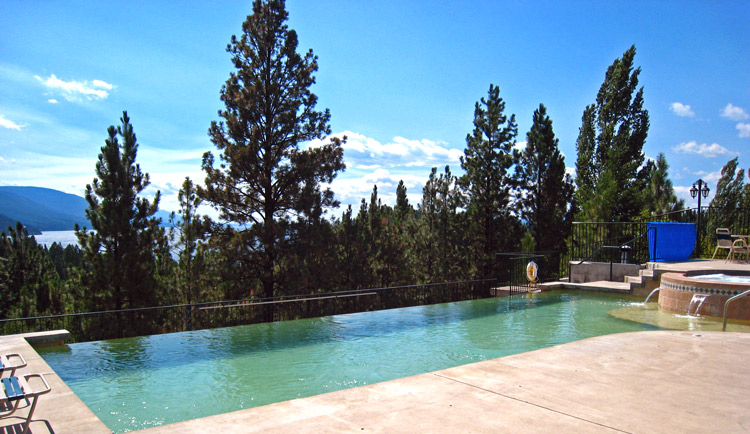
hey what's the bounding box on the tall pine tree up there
[200,0,344,319]
[172,177,212,304]
[460,84,521,278]
[574,45,650,222]
[515,104,574,253]
[75,112,163,316]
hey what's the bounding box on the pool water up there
[39,291,657,432]
[693,273,750,284]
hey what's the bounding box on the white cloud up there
[513,141,527,152]
[685,168,722,184]
[720,103,749,121]
[670,102,695,117]
[47,99,58,104]
[354,164,382,170]
[330,168,427,205]
[673,185,709,205]
[307,131,463,168]
[91,79,113,90]
[137,146,206,165]
[305,131,468,212]
[672,141,735,158]
[737,123,750,138]
[674,169,723,204]
[35,74,114,102]
[0,114,26,130]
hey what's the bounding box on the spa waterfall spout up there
[644,287,660,304]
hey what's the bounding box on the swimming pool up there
[38,291,657,433]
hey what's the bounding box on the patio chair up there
[712,228,733,260]
[0,353,27,378]
[1,373,51,434]
[728,238,750,263]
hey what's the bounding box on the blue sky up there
[1,1,748,218]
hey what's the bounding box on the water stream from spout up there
[687,294,710,317]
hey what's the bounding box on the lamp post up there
[690,179,710,252]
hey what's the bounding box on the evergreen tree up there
[413,168,440,282]
[460,84,520,278]
[435,166,471,281]
[411,166,469,282]
[46,242,84,283]
[641,153,684,216]
[334,205,370,290]
[574,45,650,222]
[75,112,163,315]
[0,223,63,318]
[200,0,345,319]
[173,177,212,304]
[515,104,574,253]
[395,180,411,219]
[709,157,745,231]
[364,186,404,287]
[282,181,340,294]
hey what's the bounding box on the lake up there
[34,230,81,248]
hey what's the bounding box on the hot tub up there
[659,270,750,319]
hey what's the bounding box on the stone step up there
[539,280,632,294]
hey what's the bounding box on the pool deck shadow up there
[134,330,750,434]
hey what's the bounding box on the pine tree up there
[460,84,520,278]
[334,205,370,290]
[395,180,411,219]
[515,104,574,253]
[200,0,344,319]
[641,153,684,216]
[75,112,163,317]
[574,45,650,222]
[414,168,440,282]
[173,177,212,304]
[0,222,62,318]
[709,157,745,231]
[364,186,404,287]
[413,166,467,282]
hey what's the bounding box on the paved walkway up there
[139,330,750,433]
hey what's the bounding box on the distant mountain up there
[0,187,88,232]
[0,186,175,232]
[0,212,42,234]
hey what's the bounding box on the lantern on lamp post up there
[690,179,710,252]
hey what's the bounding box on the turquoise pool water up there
[38,291,658,432]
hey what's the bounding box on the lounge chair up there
[0,353,27,378]
[712,228,733,260]
[1,373,51,434]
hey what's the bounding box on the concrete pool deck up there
[0,332,110,434]
[3,330,746,433]
[137,330,750,434]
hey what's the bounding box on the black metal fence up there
[569,206,750,264]
[568,221,648,265]
[496,252,562,294]
[0,279,496,343]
